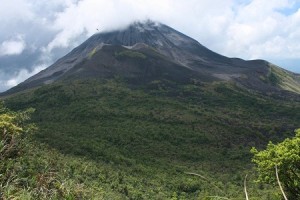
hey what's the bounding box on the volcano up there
[2,20,300,199]
[3,20,300,96]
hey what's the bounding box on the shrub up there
[251,129,300,199]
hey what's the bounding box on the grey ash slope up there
[3,20,300,96]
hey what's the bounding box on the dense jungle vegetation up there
[1,79,300,199]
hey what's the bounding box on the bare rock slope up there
[3,20,300,96]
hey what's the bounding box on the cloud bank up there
[0,36,26,56]
[0,65,46,92]
[0,0,300,92]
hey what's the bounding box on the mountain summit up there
[3,20,300,95]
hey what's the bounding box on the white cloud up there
[46,0,236,51]
[1,0,300,62]
[3,65,46,88]
[43,0,300,61]
[0,36,26,56]
[0,0,34,23]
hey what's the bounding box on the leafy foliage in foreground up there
[3,79,300,199]
[0,103,106,199]
[0,103,36,197]
[252,129,300,199]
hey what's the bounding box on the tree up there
[251,129,300,199]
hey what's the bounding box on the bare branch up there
[244,174,249,200]
[184,171,225,195]
[184,172,208,181]
[207,196,230,200]
[275,165,288,200]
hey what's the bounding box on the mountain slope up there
[3,20,300,97]
[4,78,300,199]
[1,20,300,199]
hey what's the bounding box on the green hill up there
[2,78,300,199]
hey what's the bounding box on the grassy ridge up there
[268,64,300,93]
[3,79,300,199]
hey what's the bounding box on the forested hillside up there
[2,79,299,199]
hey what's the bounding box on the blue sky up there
[0,0,300,92]
[278,1,300,15]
